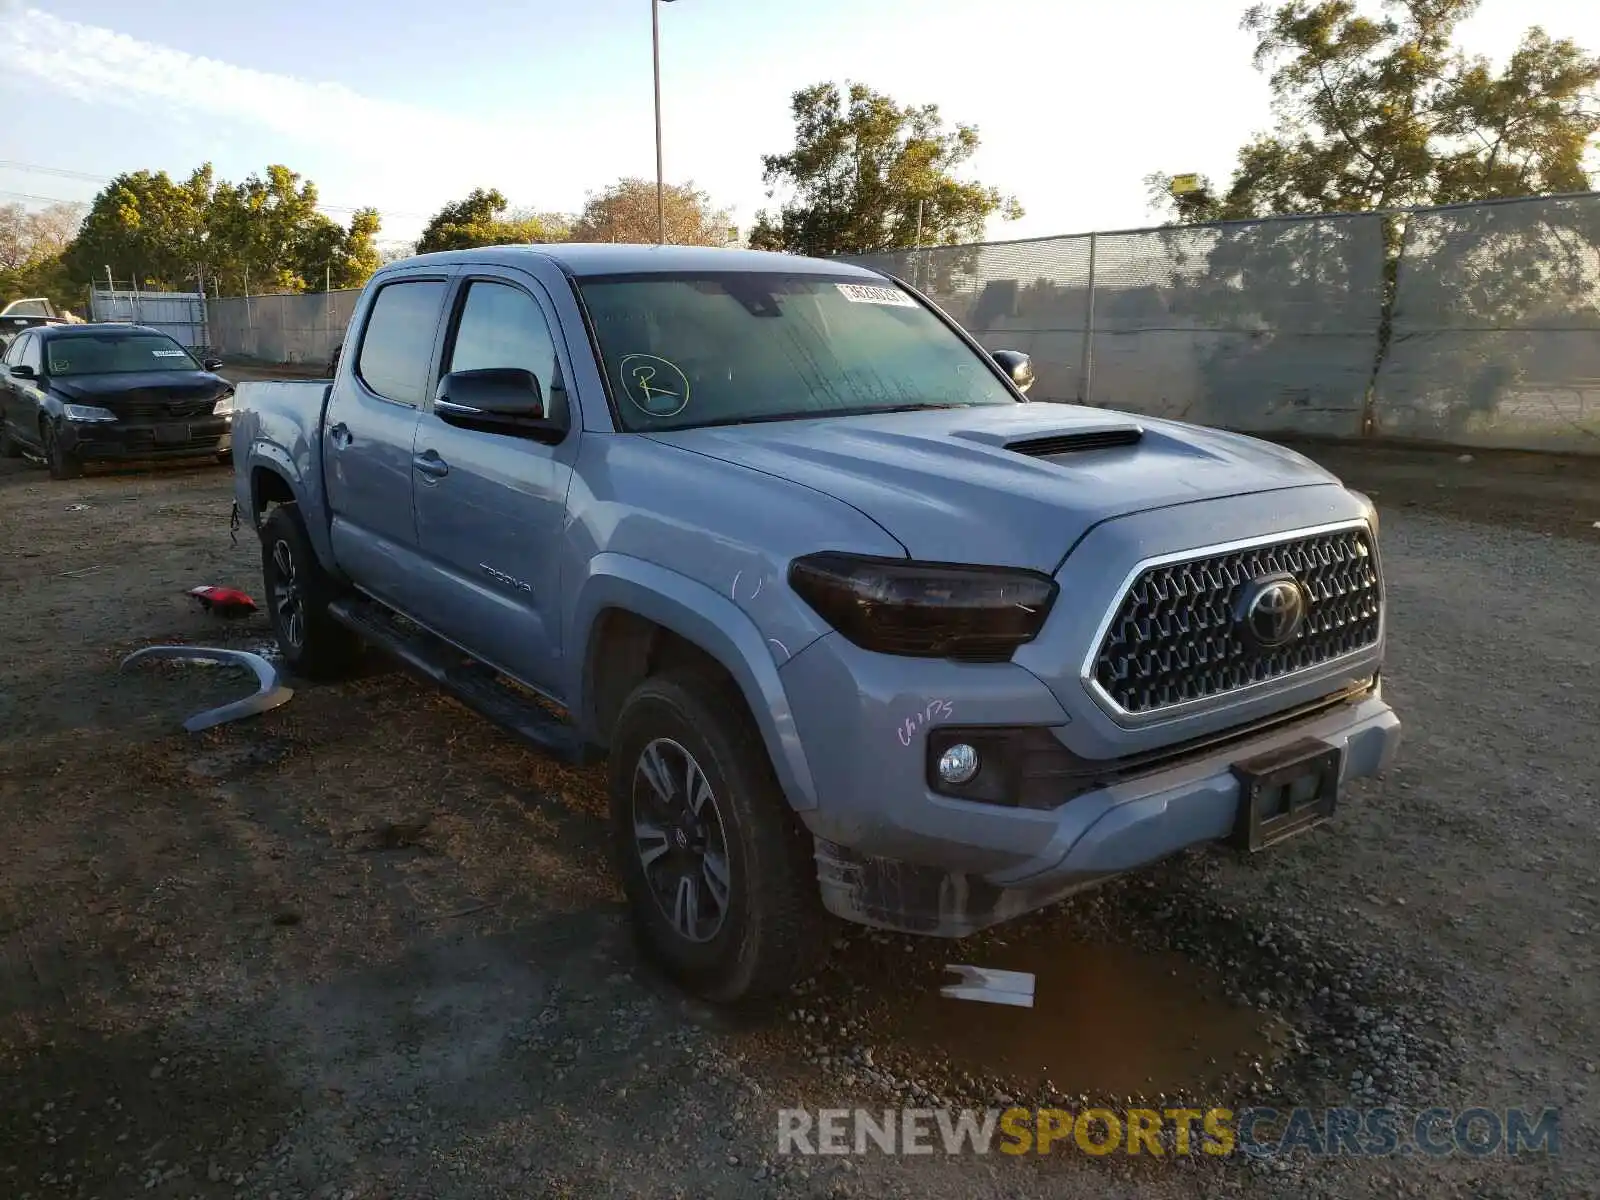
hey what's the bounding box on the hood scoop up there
[1004,425,1143,458]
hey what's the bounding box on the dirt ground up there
[1,415,1596,1199]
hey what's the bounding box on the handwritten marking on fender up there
[897,700,955,747]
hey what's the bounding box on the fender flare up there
[567,552,820,811]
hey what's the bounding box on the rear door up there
[323,272,453,607]
[408,270,579,695]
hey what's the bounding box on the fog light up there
[937,743,980,785]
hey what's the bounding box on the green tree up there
[747,81,1022,257]
[1147,0,1600,221]
[207,165,329,294]
[63,164,383,296]
[1142,2,1600,441]
[66,166,213,290]
[570,177,731,245]
[415,189,562,253]
[293,207,383,291]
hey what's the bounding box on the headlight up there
[212,389,235,417]
[788,552,1058,661]
[62,404,119,423]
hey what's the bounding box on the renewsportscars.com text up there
[776,1106,1560,1159]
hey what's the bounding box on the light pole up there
[653,0,677,245]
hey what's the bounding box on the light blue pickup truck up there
[232,244,1401,1002]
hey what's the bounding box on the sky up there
[2,0,1596,253]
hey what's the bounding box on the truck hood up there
[647,404,1340,572]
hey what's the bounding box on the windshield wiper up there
[684,402,971,430]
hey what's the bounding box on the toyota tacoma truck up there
[232,244,1401,1003]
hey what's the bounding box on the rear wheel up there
[609,670,831,1003]
[42,420,82,480]
[259,504,362,679]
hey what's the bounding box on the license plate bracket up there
[154,423,190,445]
[1229,737,1341,852]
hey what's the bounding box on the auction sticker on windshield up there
[152,350,188,357]
[835,282,917,307]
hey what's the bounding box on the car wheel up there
[0,421,21,459]
[259,504,362,680]
[42,420,82,480]
[609,670,832,1003]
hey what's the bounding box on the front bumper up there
[60,416,231,461]
[781,632,1400,936]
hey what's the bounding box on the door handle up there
[329,421,352,448]
[412,450,449,479]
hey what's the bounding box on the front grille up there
[1092,525,1382,716]
[115,395,217,421]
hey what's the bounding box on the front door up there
[409,273,579,697]
[323,274,452,607]
[3,333,46,451]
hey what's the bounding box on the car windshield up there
[45,333,200,376]
[576,271,1017,431]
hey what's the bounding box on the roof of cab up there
[386,242,888,279]
[37,322,166,340]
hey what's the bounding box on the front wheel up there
[42,420,82,480]
[259,504,362,679]
[609,670,832,1003]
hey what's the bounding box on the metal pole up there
[653,0,666,244]
[915,199,923,248]
[1079,232,1097,406]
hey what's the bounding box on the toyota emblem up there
[1238,575,1307,648]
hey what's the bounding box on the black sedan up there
[0,324,234,479]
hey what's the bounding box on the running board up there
[327,596,594,765]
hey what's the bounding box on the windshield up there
[576,271,1017,431]
[45,333,200,377]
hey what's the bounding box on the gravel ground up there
[0,428,1595,1199]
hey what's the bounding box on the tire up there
[608,670,832,1003]
[259,504,362,680]
[41,420,82,480]
[0,421,21,459]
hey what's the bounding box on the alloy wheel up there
[268,538,305,649]
[631,737,732,944]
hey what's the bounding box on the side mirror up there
[10,363,35,380]
[202,357,225,371]
[434,367,564,439]
[990,349,1034,396]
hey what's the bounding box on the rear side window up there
[356,280,448,406]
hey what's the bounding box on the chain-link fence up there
[206,289,360,367]
[184,194,1599,452]
[849,193,1600,453]
[1371,194,1600,451]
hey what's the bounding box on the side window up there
[1,334,23,367]
[445,280,559,404]
[355,280,448,406]
[21,335,43,373]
